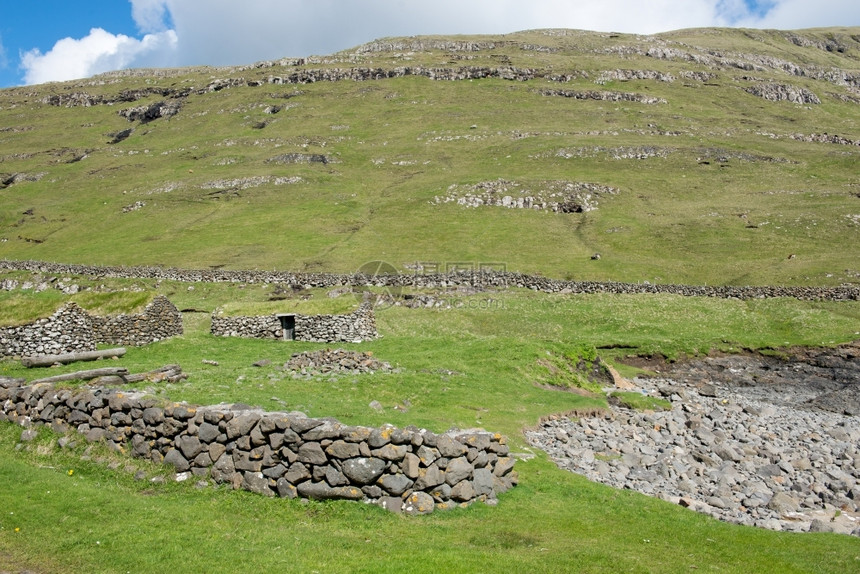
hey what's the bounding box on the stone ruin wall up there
[2,259,857,301]
[89,295,184,347]
[210,302,378,343]
[0,302,95,358]
[0,295,183,358]
[0,380,517,514]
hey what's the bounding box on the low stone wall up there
[0,295,183,358]
[210,302,377,343]
[0,302,95,358]
[2,259,857,301]
[90,295,184,346]
[0,379,517,514]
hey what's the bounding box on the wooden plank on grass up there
[21,348,127,368]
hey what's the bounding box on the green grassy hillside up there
[1,27,858,285]
[2,27,860,573]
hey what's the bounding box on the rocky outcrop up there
[0,380,517,513]
[744,83,821,104]
[268,65,542,84]
[266,153,334,165]
[42,87,191,108]
[118,100,182,123]
[0,172,47,189]
[595,69,675,84]
[434,179,619,213]
[540,88,667,104]
[788,132,860,146]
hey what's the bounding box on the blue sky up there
[1,0,857,88]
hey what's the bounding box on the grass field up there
[2,273,860,572]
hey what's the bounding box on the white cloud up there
[131,0,172,33]
[0,34,8,71]
[733,0,860,29]
[18,1,859,85]
[21,28,178,85]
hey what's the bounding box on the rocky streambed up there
[525,342,860,535]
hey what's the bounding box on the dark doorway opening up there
[277,314,296,340]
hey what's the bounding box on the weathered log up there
[22,347,127,368]
[92,364,184,386]
[30,367,129,385]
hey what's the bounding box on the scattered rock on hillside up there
[285,349,393,377]
[744,83,821,104]
[267,153,336,165]
[595,69,676,84]
[118,100,182,123]
[435,179,618,213]
[540,88,667,104]
[107,128,133,144]
[0,172,46,188]
[122,201,146,213]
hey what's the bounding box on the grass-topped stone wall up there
[210,301,377,343]
[0,301,94,358]
[0,379,516,514]
[0,295,183,358]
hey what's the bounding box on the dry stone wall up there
[0,295,183,358]
[90,295,183,346]
[210,302,377,343]
[0,302,94,358]
[0,379,517,514]
[2,260,857,302]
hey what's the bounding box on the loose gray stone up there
[177,435,203,459]
[297,442,327,465]
[243,472,273,496]
[163,449,190,472]
[326,440,360,459]
[808,519,834,533]
[226,413,261,440]
[472,467,495,497]
[414,463,444,490]
[768,492,800,513]
[197,422,220,443]
[372,443,408,461]
[493,457,515,477]
[341,457,386,484]
[445,457,474,485]
[284,462,311,483]
[450,480,476,502]
[297,481,363,501]
[378,473,413,496]
[380,496,403,513]
[403,491,435,515]
[437,435,468,458]
[402,452,421,479]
